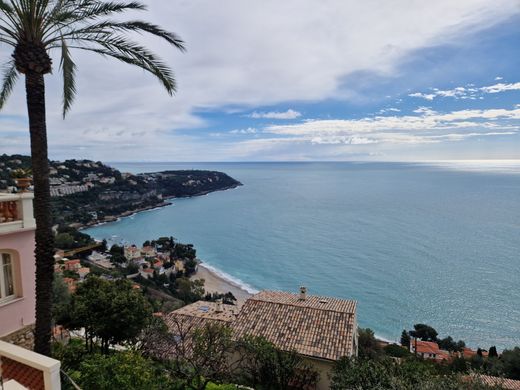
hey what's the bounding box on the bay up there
[84,161,520,349]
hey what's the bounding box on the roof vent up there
[299,286,307,301]
[319,299,328,304]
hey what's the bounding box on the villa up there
[162,287,358,390]
[0,192,61,389]
[410,340,452,362]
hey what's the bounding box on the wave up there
[198,262,259,295]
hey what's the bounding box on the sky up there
[1,0,520,162]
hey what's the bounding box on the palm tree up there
[0,0,185,355]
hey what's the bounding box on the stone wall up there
[0,325,35,350]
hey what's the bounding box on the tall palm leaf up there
[0,0,185,356]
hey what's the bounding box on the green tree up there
[488,346,498,358]
[237,336,319,390]
[410,323,438,342]
[52,273,71,323]
[384,343,410,358]
[151,319,236,390]
[358,328,383,359]
[330,357,494,390]
[438,336,465,352]
[0,0,184,355]
[54,232,74,249]
[109,244,126,264]
[400,329,411,348]
[176,277,205,303]
[100,239,108,252]
[62,276,152,353]
[496,347,520,380]
[71,351,171,390]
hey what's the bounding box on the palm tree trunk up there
[25,71,54,356]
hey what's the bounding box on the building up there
[142,245,157,258]
[87,251,114,269]
[0,193,37,343]
[162,287,358,390]
[0,192,61,389]
[410,340,450,362]
[233,289,358,390]
[77,267,91,279]
[63,259,81,272]
[124,245,142,260]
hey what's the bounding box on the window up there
[0,252,15,302]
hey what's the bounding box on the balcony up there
[0,193,36,236]
[0,340,61,389]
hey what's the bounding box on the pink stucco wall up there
[0,229,36,337]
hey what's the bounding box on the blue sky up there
[1,0,519,161]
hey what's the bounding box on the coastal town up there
[1,156,520,389]
[0,0,519,388]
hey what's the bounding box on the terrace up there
[0,193,36,235]
[0,340,61,389]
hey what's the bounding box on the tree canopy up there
[61,276,152,353]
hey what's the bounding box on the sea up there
[84,161,520,350]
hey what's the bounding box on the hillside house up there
[161,287,358,390]
[0,193,61,389]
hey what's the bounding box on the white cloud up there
[0,0,519,160]
[480,82,520,94]
[250,109,302,119]
[230,127,258,134]
[378,108,401,114]
[409,82,520,100]
[409,92,436,100]
[262,107,520,144]
[495,76,503,81]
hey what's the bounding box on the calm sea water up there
[84,162,520,349]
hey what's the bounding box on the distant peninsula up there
[0,154,242,227]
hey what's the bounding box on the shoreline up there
[79,183,242,231]
[191,263,254,306]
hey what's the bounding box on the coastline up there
[79,183,241,230]
[191,263,253,306]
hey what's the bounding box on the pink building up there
[0,192,62,389]
[0,193,37,339]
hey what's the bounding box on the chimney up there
[215,299,223,313]
[299,286,307,301]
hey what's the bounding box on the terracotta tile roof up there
[150,303,237,360]
[469,374,520,390]
[166,300,239,323]
[64,259,80,265]
[1,356,45,390]
[414,340,441,355]
[232,291,357,361]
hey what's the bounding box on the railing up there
[0,340,61,390]
[0,193,36,235]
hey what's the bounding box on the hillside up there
[0,155,241,227]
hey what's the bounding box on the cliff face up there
[0,156,241,226]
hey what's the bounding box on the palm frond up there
[109,21,186,51]
[0,0,14,14]
[72,36,177,94]
[60,36,76,117]
[50,20,186,52]
[0,60,19,110]
[42,1,146,42]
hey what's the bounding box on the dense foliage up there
[58,277,152,353]
[330,357,495,390]
[236,336,319,390]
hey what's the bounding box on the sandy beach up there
[192,263,252,306]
